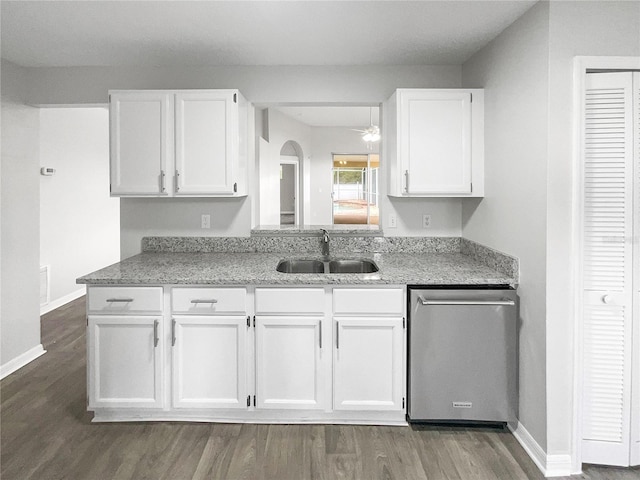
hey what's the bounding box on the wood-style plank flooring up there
[2,297,639,479]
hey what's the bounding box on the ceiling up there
[0,1,537,68]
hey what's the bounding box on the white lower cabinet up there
[87,285,406,424]
[88,315,164,409]
[171,315,248,409]
[334,316,404,411]
[255,315,325,410]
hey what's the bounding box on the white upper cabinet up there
[175,91,239,195]
[110,92,172,195]
[109,89,249,197]
[386,89,484,197]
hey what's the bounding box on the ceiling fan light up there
[361,108,381,143]
[363,129,381,143]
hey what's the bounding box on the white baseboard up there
[40,287,85,315]
[546,453,573,477]
[510,422,573,478]
[0,344,46,380]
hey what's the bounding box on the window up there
[331,154,379,225]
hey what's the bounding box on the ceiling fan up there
[353,107,381,144]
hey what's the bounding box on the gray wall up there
[463,0,640,461]
[1,60,42,368]
[23,65,461,106]
[462,0,550,451]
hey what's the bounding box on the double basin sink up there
[276,258,379,274]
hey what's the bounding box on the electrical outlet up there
[422,214,432,228]
[201,214,211,229]
[388,214,397,229]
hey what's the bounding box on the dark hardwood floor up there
[1,296,638,479]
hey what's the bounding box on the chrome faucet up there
[320,228,330,257]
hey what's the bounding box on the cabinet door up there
[334,316,404,411]
[88,315,164,409]
[172,316,248,409]
[174,91,237,195]
[110,92,171,195]
[255,316,324,410]
[400,90,472,194]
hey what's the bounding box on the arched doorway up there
[280,141,303,226]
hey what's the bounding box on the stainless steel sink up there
[276,259,325,274]
[276,258,379,274]
[328,259,379,274]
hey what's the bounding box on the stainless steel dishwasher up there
[407,287,518,425]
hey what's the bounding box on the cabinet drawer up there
[88,287,163,314]
[255,288,325,314]
[333,288,404,315]
[172,287,246,314]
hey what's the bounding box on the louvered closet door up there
[582,72,635,467]
[632,72,640,467]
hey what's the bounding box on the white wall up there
[39,108,120,311]
[259,108,312,226]
[120,197,250,259]
[1,60,44,372]
[462,1,550,451]
[545,0,640,462]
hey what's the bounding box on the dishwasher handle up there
[418,297,515,306]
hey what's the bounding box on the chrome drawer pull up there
[106,298,134,303]
[419,298,515,306]
[190,299,218,304]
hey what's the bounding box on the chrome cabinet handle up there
[175,170,180,192]
[153,320,159,347]
[419,297,515,306]
[190,299,218,304]
[160,170,166,192]
[404,170,409,193]
[336,321,339,349]
[106,298,133,303]
[319,320,322,349]
[171,319,176,346]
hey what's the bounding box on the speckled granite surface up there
[460,238,519,278]
[79,235,518,286]
[142,235,460,254]
[77,251,516,286]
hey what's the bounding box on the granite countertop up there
[76,251,516,286]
